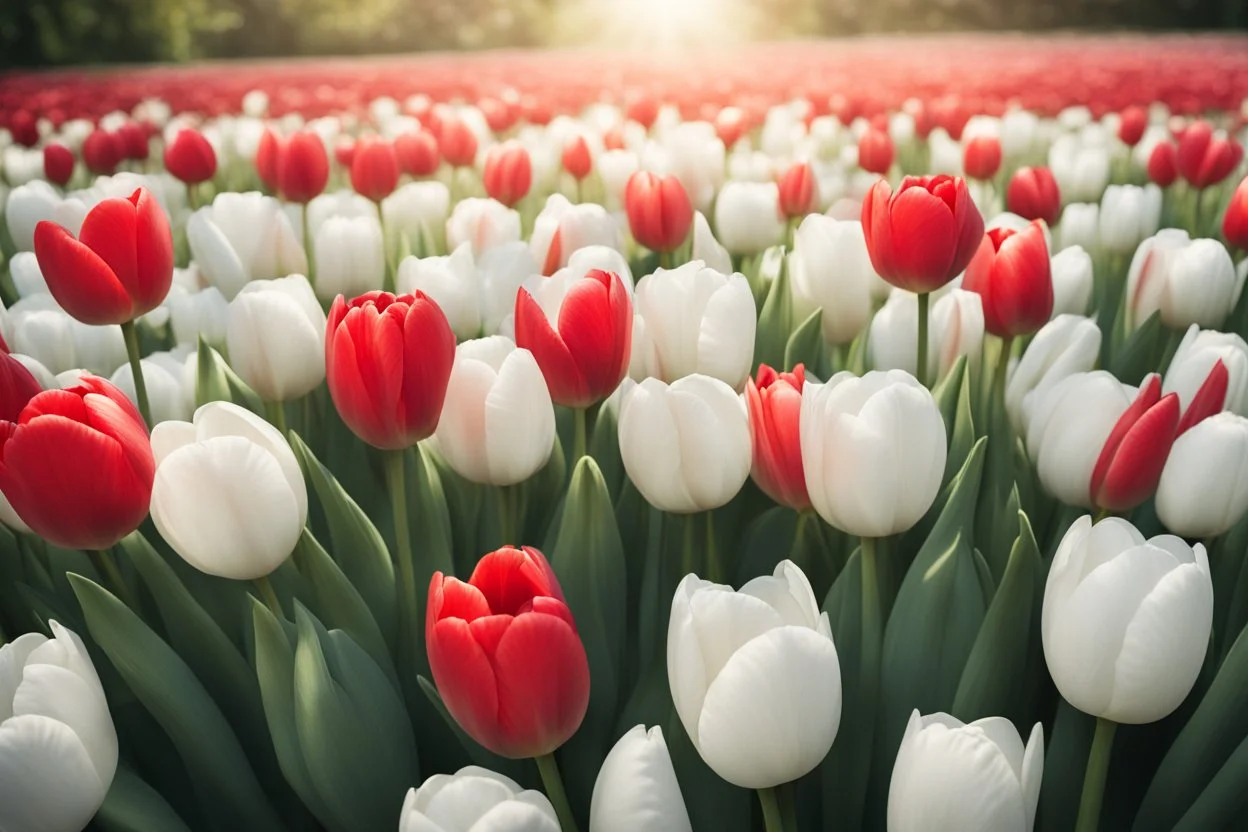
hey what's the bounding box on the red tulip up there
[1176,121,1243,189]
[603,127,626,152]
[861,175,985,294]
[164,128,217,185]
[962,223,1053,338]
[325,291,455,450]
[963,135,1002,181]
[33,187,174,326]
[43,143,75,187]
[1005,166,1060,226]
[438,116,478,168]
[562,135,592,181]
[1117,106,1148,147]
[1090,374,1180,513]
[0,352,43,422]
[482,141,533,208]
[83,129,122,175]
[627,95,659,130]
[777,162,818,219]
[624,171,693,254]
[479,97,518,134]
[333,138,356,171]
[351,137,400,202]
[426,545,590,759]
[255,128,284,191]
[1222,176,1248,251]
[118,123,150,161]
[9,110,38,148]
[279,132,330,204]
[1177,359,1228,436]
[395,130,440,177]
[0,375,153,550]
[745,363,810,511]
[514,269,631,408]
[857,128,894,175]
[1147,141,1178,187]
[715,107,748,150]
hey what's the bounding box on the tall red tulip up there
[1090,374,1180,513]
[83,129,122,175]
[255,128,284,191]
[1223,176,1248,251]
[1176,121,1243,189]
[43,143,75,187]
[0,376,153,550]
[325,291,455,450]
[427,545,590,759]
[9,110,38,148]
[562,135,592,181]
[395,130,440,177]
[745,363,810,511]
[861,175,985,294]
[438,116,478,168]
[1117,106,1148,147]
[482,141,533,208]
[962,223,1053,338]
[1147,141,1178,187]
[857,128,894,175]
[0,352,43,422]
[164,128,217,185]
[777,161,818,219]
[514,269,631,408]
[351,137,400,202]
[624,171,693,254]
[33,187,174,326]
[1005,166,1061,225]
[279,132,331,204]
[963,135,1002,181]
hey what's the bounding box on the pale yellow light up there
[555,0,751,50]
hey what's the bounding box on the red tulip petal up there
[429,617,503,752]
[1096,394,1181,512]
[78,196,140,300]
[400,293,455,442]
[130,189,174,315]
[887,186,957,291]
[469,546,553,614]
[33,222,133,325]
[1177,359,1229,436]
[515,287,586,407]
[435,578,493,623]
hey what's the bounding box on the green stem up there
[120,320,152,427]
[994,335,1014,424]
[779,781,799,832]
[1074,718,1118,832]
[302,203,315,284]
[658,249,674,271]
[1093,508,1112,524]
[705,510,721,584]
[253,575,283,618]
[680,513,697,578]
[265,400,288,437]
[757,786,785,832]
[574,177,583,205]
[89,549,135,608]
[384,450,419,677]
[1193,189,1204,236]
[186,182,199,211]
[572,407,587,463]
[860,534,883,726]
[498,484,519,545]
[916,291,930,388]
[535,753,579,832]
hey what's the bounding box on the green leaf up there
[753,245,792,370]
[95,765,193,832]
[1039,699,1097,832]
[195,335,264,414]
[783,307,824,373]
[68,575,284,831]
[1109,309,1166,387]
[665,704,752,832]
[587,402,625,501]
[1172,732,1248,831]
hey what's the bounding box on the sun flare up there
[555,0,753,50]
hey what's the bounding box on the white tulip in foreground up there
[225,274,327,403]
[1156,413,1248,538]
[617,374,751,514]
[1056,203,1098,253]
[432,337,555,486]
[398,766,559,832]
[1162,325,1248,416]
[150,401,308,580]
[668,560,841,789]
[1041,515,1213,724]
[1005,315,1102,435]
[590,725,691,832]
[801,370,947,538]
[1126,229,1241,331]
[0,621,118,832]
[187,192,308,300]
[887,710,1044,832]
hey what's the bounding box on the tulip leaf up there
[95,764,193,832]
[194,335,264,414]
[587,401,625,501]
[664,704,752,832]
[753,245,792,370]
[1172,732,1248,831]
[68,574,285,831]
[1108,309,1166,387]
[783,307,824,373]
[1038,699,1098,832]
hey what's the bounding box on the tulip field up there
[4,32,1248,832]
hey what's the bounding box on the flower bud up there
[591,725,692,832]
[625,171,694,254]
[1005,166,1061,226]
[1006,315,1101,435]
[313,215,386,302]
[869,288,984,382]
[446,197,522,256]
[777,161,818,219]
[1126,229,1241,331]
[482,141,532,209]
[962,222,1053,338]
[1163,325,1248,420]
[1098,184,1162,254]
[225,274,326,402]
[962,135,1002,181]
[789,216,877,345]
[164,128,217,185]
[399,767,559,832]
[1049,245,1094,317]
[713,181,787,256]
[857,128,894,174]
[350,137,400,202]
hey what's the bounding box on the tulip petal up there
[429,618,502,754]
[469,800,562,832]
[590,725,692,832]
[483,349,556,486]
[0,714,108,832]
[33,221,134,325]
[887,187,957,291]
[12,661,117,779]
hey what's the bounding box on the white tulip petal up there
[590,725,691,832]
[0,714,108,832]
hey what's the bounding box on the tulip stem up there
[915,291,930,388]
[1075,718,1117,832]
[384,450,419,675]
[301,204,315,283]
[253,576,283,618]
[535,753,579,832]
[90,549,136,608]
[757,787,786,832]
[120,320,152,427]
[572,406,587,463]
[265,400,288,437]
[779,781,799,832]
[994,336,1014,422]
[705,510,721,584]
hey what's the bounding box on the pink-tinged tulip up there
[83,130,122,175]
[1090,374,1181,513]
[962,223,1053,338]
[715,107,748,150]
[562,135,592,181]
[395,130,440,177]
[1147,142,1179,187]
[1176,121,1243,190]
[255,128,283,191]
[745,364,810,511]
[43,143,74,187]
[627,95,659,130]
[164,129,217,185]
[1223,176,1248,251]
[861,175,985,294]
[514,269,631,408]
[777,162,818,219]
[624,171,694,254]
[278,132,330,204]
[334,138,356,171]
[439,116,479,168]
[427,546,590,759]
[963,135,1002,181]
[325,290,456,450]
[33,187,174,326]
[1176,359,1229,437]
[858,128,894,175]
[351,137,400,203]
[1117,106,1148,147]
[0,376,153,550]
[482,142,533,209]
[1006,167,1061,226]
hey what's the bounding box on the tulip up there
[383,181,450,255]
[326,290,455,450]
[788,215,876,345]
[164,128,217,186]
[351,137,400,202]
[618,374,751,513]
[858,128,894,175]
[562,135,593,182]
[869,289,985,382]
[110,350,194,425]
[1098,184,1163,255]
[8,250,49,298]
[1006,315,1101,435]
[394,129,440,178]
[5,180,88,252]
[1117,106,1148,146]
[888,710,1043,832]
[438,116,479,168]
[630,260,756,391]
[692,211,733,275]
[432,337,556,486]
[777,161,818,219]
[1163,325,1248,418]
[1042,515,1212,723]
[801,369,946,537]
[1049,245,1094,317]
[1005,166,1061,226]
[1048,134,1110,203]
[0,375,153,549]
[961,222,1053,338]
[169,285,228,348]
[268,132,327,205]
[745,364,809,511]
[0,295,128,377]
[1176,121,1243,189]
[0,621,118,832]
[714,181,787,255]
[225,275,326,403]
[963,135,1002,181]
[255,128,283,191]
[305,189,377,239]
[590,725,691,832]
[427,546,590,758]
[187,192,308,300]
[668,560,841,789]
[82,129,122,175]
[482,141,533,209]
[1125,229,1241,330]
[1147,142,1178,187]
[1057,202,1099,253]
[446,198,522,256]
[1156,412,1248,538]
[1224,176,1248,251]
[597,149,640,211]
[43,143,74,187]
[33,187,173,326]
[399,767,560,832]
[624,171,694,254]
[314,214,386,302]
[530,194,623,275]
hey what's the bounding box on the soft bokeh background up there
[1,0,1245,68]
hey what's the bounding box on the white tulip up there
[242,90,269,118]
[564,245,635,294]
[1048,134,1110,203]
[2,146,44,186]
[399,766,559,832]
[397,244,480,340]
[630,261,756,391]
[1098,184,1163,255]
[1163,325,1248,416]
[713,181,786,256]
[590,725,691,832]
[5,180,87,252]
[928,129,964,176]
[0,621,118,832]
[225,274,326,402]
[869,289,985,382]
[790,216,877,345]
[651,123,725,212]
[1006,315,1102,435]
[888,710,1043,832]
[1126,230,1241,331]
[667,560,841,789]
[801,370,946,537]
[1001,110,1041,161]
[617,374,751,513]
[596,150,640,212]
[187,192,308,300]
[1042,515,1213,723]
[1049,246,1094,318]
[110,348,195,424]
[691,211,733,275]
[382,181,450,255]
[151,401,307,580]
[727,149,776,183]
[477,243,544,333]
[9,353,55,389]
[313,215,386,302]
[306,190,377,242]
[530,194,622,274]
[445,197,521,256]
[168,286,228,348]
[8,252,48,298]
[0,295,127,376]
[1156,413,1248,538]
[1057,203,1099,253]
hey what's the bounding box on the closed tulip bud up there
[1090,373,1180,511]
[1099,184,1162,255]
[630,261,756,390]
[33,187,173,326]
[777,161,818,219]
[857,127,894,174]
[278,131,330,204]
[110,350,194,424]
[692,210,733,275]
[889,710,1043,832]
[0,375,153,549]
[432,337,555,486]
[1005,166,1061,226]
[745,364,809,511]
[1164,325,1248,421]
[314,214,386,302]
[1042,515,1212,723]
[869,289,985,382]
[117,122,149,162]
[1116,105,1148,146]
[225,275,326,402]
[5,180,88,253]
[482,141,532,209]
[326,290,455,450]
[1176,121,1243,189]
[1049,245,1094,317]
[169,285,228,347]
[42,143,74,187]
[1147,141,1178,188]
[446,197,522,256]
[82,129,121,175]
[399,767,559,832]
[1006,315,1101,435]
[714,181,787,256]
[1126,229,1241,330]
[1224,176,1248,251]
[1048,135,1110,203]
[562,134,593,181]
[788,215,875,345]
[962,135,1002,181]
[383,180,450,250]
[0,621,118,832]
[962,223,1053,338]
[591,725,691,832]
[350,137,399,203]
[394,129,440,177]
[668,560,841,788]
[438,116,479,168]
[625,171,694,254]
[163,128,217,185]
[1057,202,1099,252]
[427,546,590,758]
[255,128,283,191]
[1157,413,1248,538]
[530,194,623,276]
[187,192,308,300]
